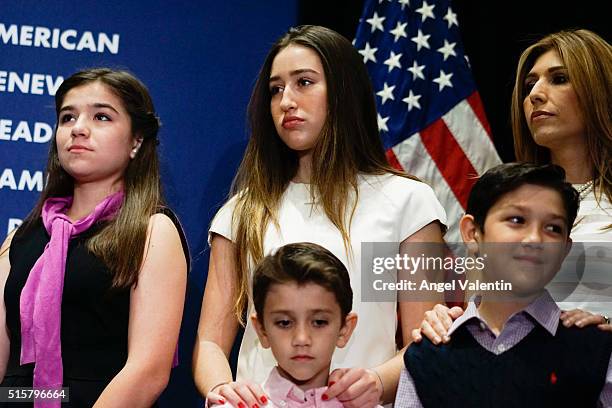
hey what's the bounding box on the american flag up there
[354,0,501,241]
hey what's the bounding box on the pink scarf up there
[20,191,124,405]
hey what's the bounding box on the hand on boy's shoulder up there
[205,380,267,408]
[325,368,384,408]
[560,309,612,331]
[411,305,464,345]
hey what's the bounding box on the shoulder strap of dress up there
[157,207,191,272]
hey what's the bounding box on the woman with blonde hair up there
[194,25,446,408]
[511,28,612,242]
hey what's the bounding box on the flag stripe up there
[391,134,464,242]
[442,98,501,175]
[420,119,478,208]
[466,91,493,138]
[385,149,403,171]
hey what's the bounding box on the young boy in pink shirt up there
[210,242,382,408]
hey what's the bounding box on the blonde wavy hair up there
[511,29,612,208]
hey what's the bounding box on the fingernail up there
[443,335,450,342]
[238,403,246,408]
[322,394,329,401]
[252,404,259,408]
[260,396,268,404]
[434,336,441,344]
[328,381,335,386]
[576,321,583,327]
[219,399,225,405]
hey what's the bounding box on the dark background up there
[298,0,610,162]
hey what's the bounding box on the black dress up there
[1,210,189,407]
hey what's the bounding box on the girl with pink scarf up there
[0,68,188,407]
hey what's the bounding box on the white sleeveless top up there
[209,173,447,383]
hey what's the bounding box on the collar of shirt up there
[447,290,561,337]
[264,367,343,407]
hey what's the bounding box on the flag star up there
[433,70,454,91]
[366,12,386,33]
[390,21,408,42]
[376,82,396,105]
[383,51,403,72]
[411,29,431,51]
[437,40,457,61]
[415,1,435,22]
[358,42,378,64]
[377,113,390,132]
[402,90,422,111]
[444,7,459,28]
[398,0,410,9]
[408,61,426,81]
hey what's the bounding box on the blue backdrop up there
[0,1,297,405]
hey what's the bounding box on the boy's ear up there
[563,237,573,259]
[251,312,271,349]
[336,312,358,348]
[459,214,481,255]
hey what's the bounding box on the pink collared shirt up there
[211,367,383,407]
[262,368,343,408]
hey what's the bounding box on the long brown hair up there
[511,29,612,206]
[19,68,164,288]
[229,25,415,323]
